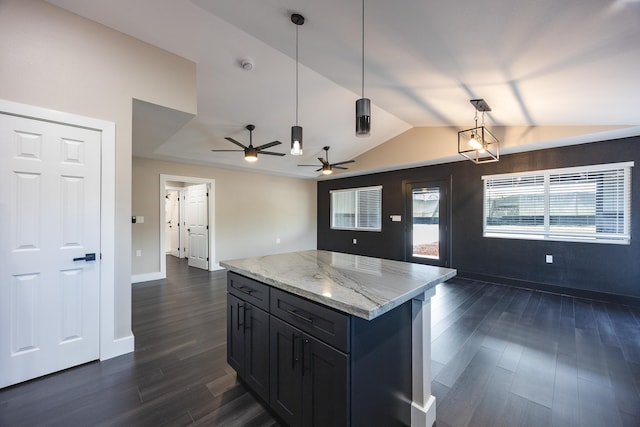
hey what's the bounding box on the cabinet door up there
[270,317,303,427]
[227,294,245,375]
[244,303,270,402]
[302,334,349,427]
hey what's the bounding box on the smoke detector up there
[240,58,254,71]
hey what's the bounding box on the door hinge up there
[206,192,209,197]
[207,257,209,261]
[206,225,209,230]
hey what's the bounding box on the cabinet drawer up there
[271,288,349,353]
[227,272,270,311]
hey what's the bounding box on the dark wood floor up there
[1,256,639,427]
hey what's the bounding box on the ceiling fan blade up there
[334,166,350,170]
[298,164,319,167]
[255,140,282,151]
[260,151,286,156]
[224,137,248,149]
[331,160,356,166]
[315,168,322,172]
[211,149,244,152]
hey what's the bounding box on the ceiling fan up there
[299,146,355,175]
[212,124,285,162]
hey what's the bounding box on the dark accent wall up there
[317,136,640,305]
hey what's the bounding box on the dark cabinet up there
[227,271,413,427]
[270,316,348,427]
[227,293,270,402]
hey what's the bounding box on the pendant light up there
[458,99,500,164]
[356,0,371,137]
[291,13,304,155]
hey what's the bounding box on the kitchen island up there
[221,250,456,427]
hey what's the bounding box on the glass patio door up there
[405,180,449,267]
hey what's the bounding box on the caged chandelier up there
[458,99,500,164]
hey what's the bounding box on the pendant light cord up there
[361,0,365,98]
[296,23,299,126]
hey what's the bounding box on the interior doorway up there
[159,175,219,278]
[165,188,181,258]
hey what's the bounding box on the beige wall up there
[349,125,633,175]
[0,0,197,339]
[132,157,317,275]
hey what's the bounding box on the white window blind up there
[330,186,382,231]
[483,162,633,244]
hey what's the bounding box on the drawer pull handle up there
[236,286,254,295]
[287,309,313,324]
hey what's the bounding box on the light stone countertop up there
[220,250,457,320]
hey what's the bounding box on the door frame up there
[0,99,131,361]
[159,174,220,278]
[403,178,452,267]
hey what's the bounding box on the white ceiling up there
[48,0,640,178]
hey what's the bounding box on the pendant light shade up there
[291,125,303,155]
[356,0,371,137]
[291,13,304,155]
[356,97,371,136]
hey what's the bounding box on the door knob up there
[73,253,96,262]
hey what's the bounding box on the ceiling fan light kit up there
[458,99,500,164]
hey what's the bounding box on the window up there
[483,162,633,244]
[331,186,382,231]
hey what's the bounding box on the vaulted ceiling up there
[48,0,640,178]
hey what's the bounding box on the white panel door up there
[185,184,209,270]
[165,190,180,257]
[0,113,100,388]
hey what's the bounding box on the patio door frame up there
[403,178,451,267]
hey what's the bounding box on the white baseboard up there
[411,395,436,427]
[210,263,224,271]
[131,272,165,283]
[100,333,135,361]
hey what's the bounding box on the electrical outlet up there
[276,238,281,244]
[546,254,553,264]
[136,249,142,257]
[353,238,357,244]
